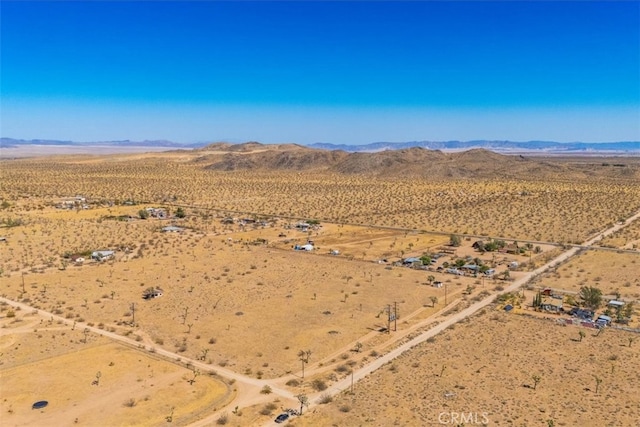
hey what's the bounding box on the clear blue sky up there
[2,1,639,144]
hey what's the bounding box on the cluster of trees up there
[577,286,634,323]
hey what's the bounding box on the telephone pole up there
[130,302,136,325]
[394,301,398,332]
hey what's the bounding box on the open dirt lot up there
[292,311,640,427]
[0,308,231,427]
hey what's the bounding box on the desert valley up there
[1,143,639,427]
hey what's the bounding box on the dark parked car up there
[275,413,290,424]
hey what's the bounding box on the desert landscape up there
[1,144,639,426]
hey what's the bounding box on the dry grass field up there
[292,311,640,427]
[1,146,639,427]
[530,251,640,301]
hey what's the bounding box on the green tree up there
[579,286,603,310]
[427,275,435,286]
[138,209,149,219]
[175,207,186,218]
[449,234,461,247]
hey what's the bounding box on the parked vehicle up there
[275,413,289,423]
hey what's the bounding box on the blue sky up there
[2,1,639,144]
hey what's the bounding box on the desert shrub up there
[339,404,351,413]
[318,393,333,404]
[216,413,228,425]
[311,378,327,391]
[260,385,272,394]
[123,398,136,408]
[286,379,300,387]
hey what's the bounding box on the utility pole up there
[387,304,391,333]
[394,301,398,332]
[130,302,136,325]
[445,283,448,305]
[350,369,354,394]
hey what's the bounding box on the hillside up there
[190,142,639,180]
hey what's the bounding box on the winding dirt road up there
[2,209,638,427]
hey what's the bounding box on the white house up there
[91,250,115,261]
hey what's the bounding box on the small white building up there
[162,226,184,233]
[91,250,115,261]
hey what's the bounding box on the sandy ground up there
[0,310,231,427]
[291,311,640,427]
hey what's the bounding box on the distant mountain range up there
[0,138,204,149]
[308,140,640,153]
[1,137,638,153]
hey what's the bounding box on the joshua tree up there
[187,369,200,385]
[165,407,175,423]
[578,330,585,342]
[180,307,189,325]
[594,376,602,394]
[430,296,438,307]
[296,393,309,415]
[629,337,635,348]
[298,349,311,379]
[532,374,541,390]
[427,275,435,286]
[354,342,363,353]
[92,371,102,386]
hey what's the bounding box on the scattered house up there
[402,257,422,266]
[143,288,163,300]
[91,250,115,261]
[461,264,480,273]
[296,222,310,231]
[145,207,167,218]
[330,249,340,255]
[294,244,314,251]
[432,281,443,288]
[221,217,235,224]
[608,300,625,308]
[445,267,465,276]
[483,268,495,276]
[541,288,553,296]
[162,225,184,233]
[504,304,514,312]
[503,243,520,254]
[540,296,563,313]
[75,257,85,264]
[437,246,457,255]
[0,236,7,242]
[508,261,519,269]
